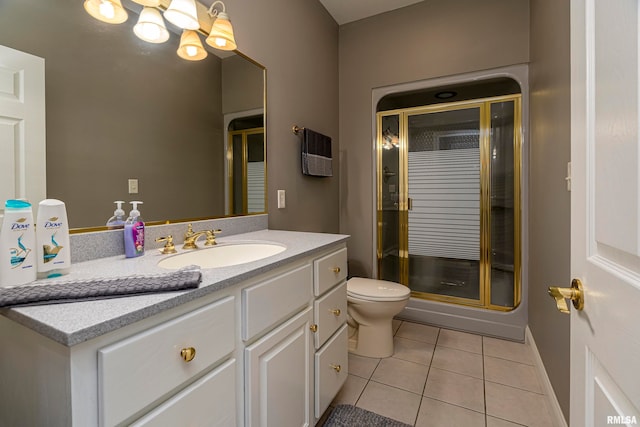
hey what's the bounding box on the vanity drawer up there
[98,296,235,427]
[315,324,348,419]
[131,358,236,427]
[314,247,347,296]
[242,263,313,341]
[314,280,347,349]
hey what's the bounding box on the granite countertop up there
[0,230,349,347]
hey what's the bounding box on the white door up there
[570,0,640,425]
[0,45,46,218]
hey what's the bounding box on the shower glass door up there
[377,114,402,282]
[406,105,483,303]
[377,95,521,310]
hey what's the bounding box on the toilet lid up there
[347,278,411,301]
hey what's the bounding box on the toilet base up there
[348,320,395,358]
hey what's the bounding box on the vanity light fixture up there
[205,1,237,51]
[164,0,200,30]
[83,0,128,24]
[84,0,239,60]
[134,7,170,43]
[177,30,208,60]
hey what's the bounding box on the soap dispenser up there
[106,201,126,229]
[124,201,144,258]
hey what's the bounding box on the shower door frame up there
[376,94,522,311]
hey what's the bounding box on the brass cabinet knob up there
[331,267,341,273]
[548,278,584,314]
[310,324,318,333]
[330,364,341,373]
[180,347,196,362]
[329,309,341,316]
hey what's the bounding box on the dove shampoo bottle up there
[36,199,70,279]
[0,200,37,287]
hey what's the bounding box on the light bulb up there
[186,45,198,57]
[99,0,115,19]
[214,38,227,47]
[140,23,161,41]
[134,7,169,43]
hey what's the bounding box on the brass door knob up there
[332,267,341,273]
[330,309,341,316]
[548,278,584,314]
[310,324,318,333]
[330,364,341,373]
[180,347,196,362]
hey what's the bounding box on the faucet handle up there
[204,229,222,246]
[156,235,177,254]
[184,223,195,237]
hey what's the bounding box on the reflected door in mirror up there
[228,125,265,215]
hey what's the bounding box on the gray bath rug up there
[323,404,412,427]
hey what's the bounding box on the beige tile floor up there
[328,320,555,427]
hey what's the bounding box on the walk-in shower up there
[373,68,528,340]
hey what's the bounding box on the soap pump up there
[124,201,144,258]
[106,201,126,229]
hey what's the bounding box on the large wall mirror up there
[0,0,266,229]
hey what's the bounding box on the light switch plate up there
[128,179,139,194]
[277,190,285,209]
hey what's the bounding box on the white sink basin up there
[157,242,287,270]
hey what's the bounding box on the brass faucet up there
[156,235,177,254]
[182,224,222,249]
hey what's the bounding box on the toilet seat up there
[347,278,410,302]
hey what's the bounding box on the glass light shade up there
[177,30,208,61]
[131,0,161,6]
[205,12,237,51]
[84,0,128,24]
[134,8,170,43]
[164,0,200,30]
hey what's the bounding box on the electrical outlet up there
[277,190,286,209]
[128,178,139,194]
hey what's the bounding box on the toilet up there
[347,278,411,358]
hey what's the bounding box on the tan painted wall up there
[338,0,530,276]
[227,0,340,233]
[529,0,571,421]
[222,55,264,114]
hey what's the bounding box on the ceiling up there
[319,0,425,25]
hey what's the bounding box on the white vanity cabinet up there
[311,247,348,421]
[245,306,314,427]
[242,245,348,426]
[0,292,238,427]
[0,240,348,427]
[98,296,236,426]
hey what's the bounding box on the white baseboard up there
[525,326,568,427]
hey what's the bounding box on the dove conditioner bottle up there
[0,199,37,286]
[36,199,70,279]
